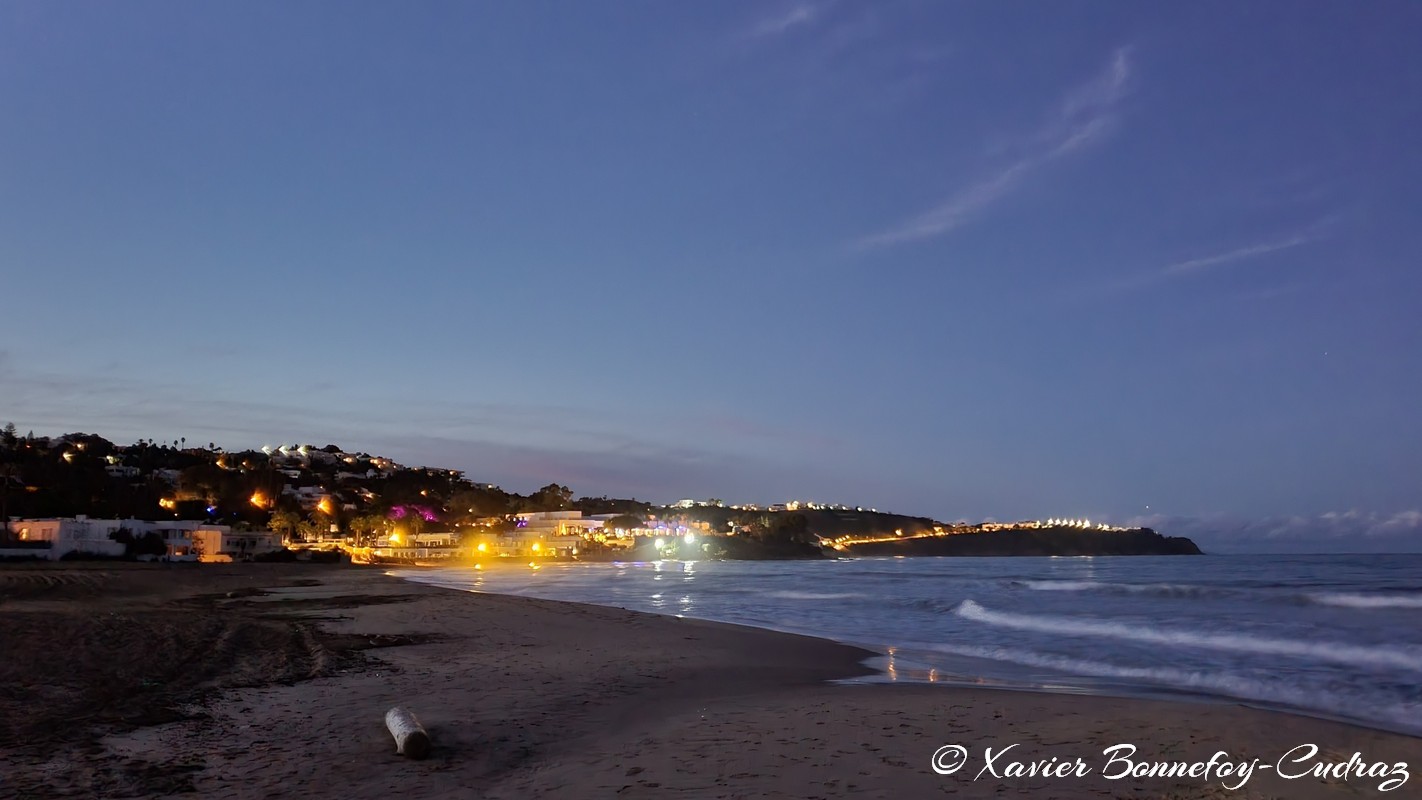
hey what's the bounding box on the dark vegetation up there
[0,426,626,545]
[845,526,1202,556]
[1,424,1199,558]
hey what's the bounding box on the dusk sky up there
[3,2,1419,549]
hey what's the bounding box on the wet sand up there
[2,563,1415,798]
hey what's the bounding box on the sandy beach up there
[1,563,1414,799]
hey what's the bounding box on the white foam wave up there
[1021,580,1103,591]
[1019,580,1232,598]
[768,590,864,600]
[1310,592,1422,609]
[955,599,1422,672]
[925,642,1422,733]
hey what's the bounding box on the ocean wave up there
[1309,592,1422,609]
[922,642,1422,733]
[1015,581,1422,611]
[954,599,1422,672]
[767,590,865,601]
[1015,580,1103,591]
[1013,580,1240,599]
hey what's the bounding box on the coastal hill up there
[841,525,1203,557]
[0,426,1201,557]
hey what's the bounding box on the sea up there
[395,554,1422,736]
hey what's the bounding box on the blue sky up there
[2,2,1419,546]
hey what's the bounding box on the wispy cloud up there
[1079,224,1326,299]
[1159,234,1313,277]
[857,47,1132,249]
[745,2,821,39]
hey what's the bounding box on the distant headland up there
[0,426,1201,561]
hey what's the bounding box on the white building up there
[514,511,603,537]
[190,529,283,562]
[410,532,456,547]
[455,512,600,558]
[512,511,599,556]
[2,517,128,559]
[2,517,242,561]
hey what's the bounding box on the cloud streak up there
[746,3,821,39]
[1159,234,1313,277]
[858,47,1132,248]
[1078,226,1323,299]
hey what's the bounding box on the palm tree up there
[269,510,301,543]
[349,514,385,546]
[297,517,324,542]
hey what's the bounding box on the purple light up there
[389,504,439,522]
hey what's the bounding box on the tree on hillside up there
[178,463,227,504]
[770,513,813,545]
[2,423,17,449]
[444,487,510,524]
[602,514,644,532]
[735,513,772,539]
[530,483,573,511]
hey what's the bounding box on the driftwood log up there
[385,707,431,759]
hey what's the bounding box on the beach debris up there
[385,706,431,759]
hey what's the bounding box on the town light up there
[654,537,665,549]
[683,532,695,544]
[477,542,487,552]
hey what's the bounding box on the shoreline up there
[847,649,1422,742]
[397,559,1422,741]
[3,562,1416,798]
